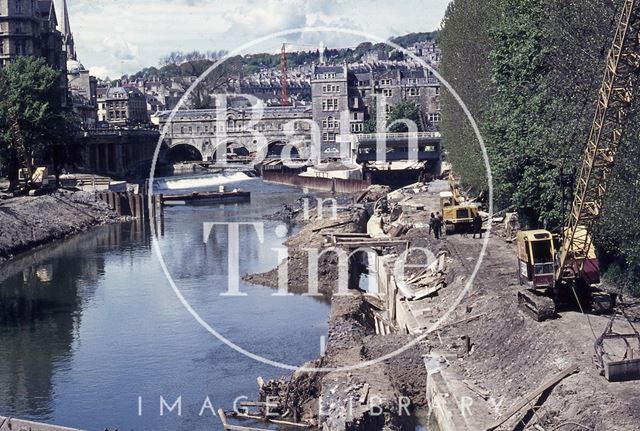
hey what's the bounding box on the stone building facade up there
[311,63,441,151]
[311,65,354,151]
[154,60,442,160]
[97,86,149,127]
[68,59,97,128]
[0,0,67,105]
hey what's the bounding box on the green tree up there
[439,0,640,293]
[0,57,66,190]
[387,100,424,132]
[439,0,499,194]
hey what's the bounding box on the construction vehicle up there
[516,0,640,321]
[16,166,52,194]
[439,173,480,234]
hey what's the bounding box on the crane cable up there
[558,1,622,343]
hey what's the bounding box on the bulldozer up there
[16,166,51,195]
[439,173,480,234]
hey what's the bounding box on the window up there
[15,0,23,14]
[408,78,417,84]
[322,98,339,111]
[15,40,25,55]
[383,89,392,97]
[381,79,392,86]
[435,87,440,95]
[322,116,339,129]
[385,104,392,114]
[323,132,336,142]
[408,88,420,96]
[428,113,441,124]
[323,73,336,79]
[322,84,340,93]
[351,123,364,133]
[0,41,3,55]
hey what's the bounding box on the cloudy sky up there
[55,0,450,79]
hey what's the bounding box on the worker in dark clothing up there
[433,215,442,239]
[428,213,436,236]
[436,212,444,238]
[472,213,483,239]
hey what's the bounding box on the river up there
[0,178,330,430]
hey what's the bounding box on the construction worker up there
[433,214,442,239]
[436,212,444,238]
[428,213,436,236]
[472,213,483,239]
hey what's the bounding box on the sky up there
[55,0,450,79]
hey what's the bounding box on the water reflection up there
[0,223,147,420]
[0,181,330,430]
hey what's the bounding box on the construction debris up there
[486,364,579,431]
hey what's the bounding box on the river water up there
[0,179,330,430]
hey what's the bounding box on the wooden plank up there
[411,282,445,300]
[311,220,351,233]
[359,383,370,405]
[233,413,311,428]
[486,364,579,431]
[424,313,486,332]
[217,409,269,431]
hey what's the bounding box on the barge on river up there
[161,190,250,206]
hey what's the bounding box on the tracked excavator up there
[516,0,640,321]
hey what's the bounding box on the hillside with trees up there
[439,0,640,293]
[127,31,440,82]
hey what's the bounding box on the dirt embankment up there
[254,295,430,430]
[243,191,372,295]
[0,191,120,263]
[251,179,640,431]
[243,186,433,430]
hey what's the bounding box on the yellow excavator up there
[516,0,640,321]
[439,173,480,234]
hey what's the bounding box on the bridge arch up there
[166,143,204,163]
[263,140,306,160]
[211,140,251,162]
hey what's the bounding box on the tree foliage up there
[439,0,499,194]
[0,57,67,189]
[440,0,640,294]
[388,100,424,132]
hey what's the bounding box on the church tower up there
[59,0,75,60]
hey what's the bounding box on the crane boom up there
[557,0,640,280]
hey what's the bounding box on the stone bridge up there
[154,106,315,162]
[154,107,443,166]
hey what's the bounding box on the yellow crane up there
[516,0,640,321]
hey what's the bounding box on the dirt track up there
[393,181,640,430]
[246,181,640,430]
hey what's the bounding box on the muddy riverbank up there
[0,191,120,263]
[241,185,433,430]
